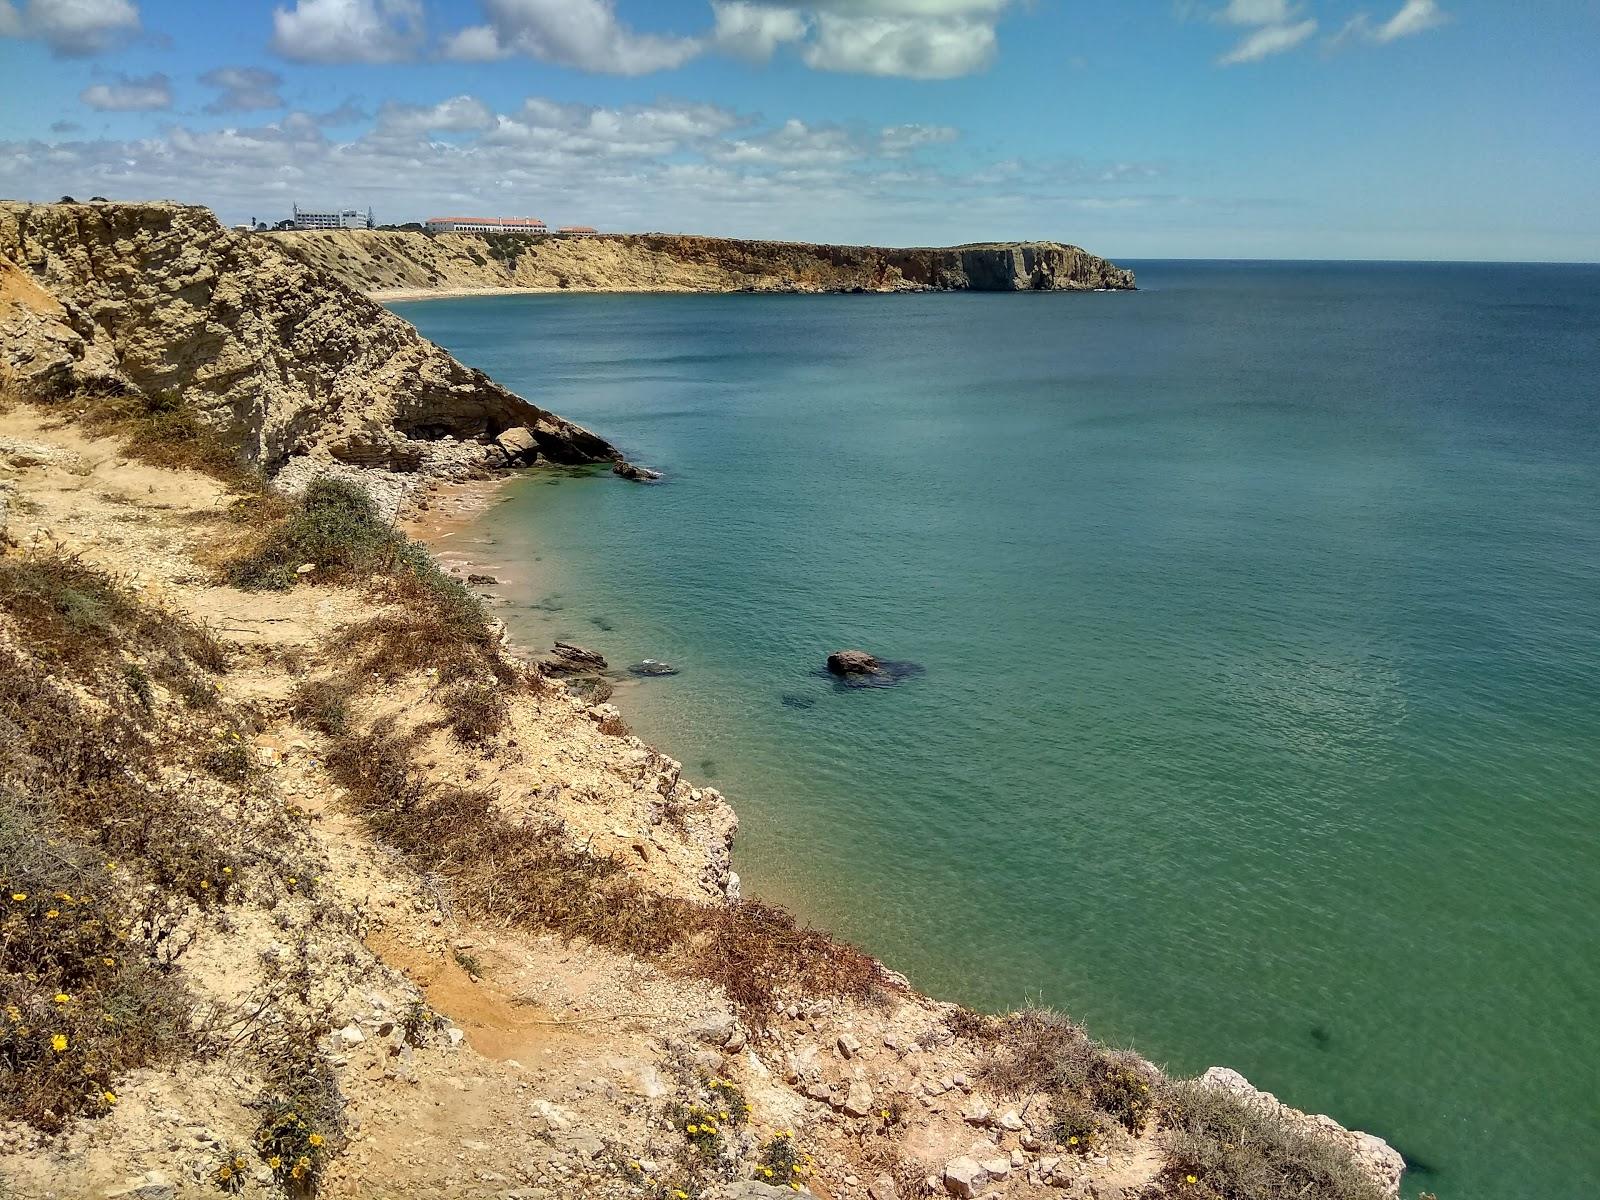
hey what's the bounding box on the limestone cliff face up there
[0,201,617,476]
[269,229,1137,295]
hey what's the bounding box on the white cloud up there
[200,67,285,114]
[1374,0,1447,41]
[482,97,747,159]
[375,95,495,135]
[0,0,140,56]
[711,119,860,166]
[270,0,423,64]
[437,0,1016,78]
[802,11,996,77]
[878,123,958,154]
[1218,16,1316,63]
[80,72,171,111]
[1337,0,1448,46]
[1215,0,1296,25]
[711,1,808,61]
[0,94,1164,246]
[440,0,700,74]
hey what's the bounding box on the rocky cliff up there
[0,201,618,479]
[268,229,1136,296]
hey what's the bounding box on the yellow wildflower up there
[51,1033,67,1052]
[222,866,233,875]
[103,1091,117,1105]
[290,1164,306,1181]
[267,1156,281,1169]
[53,993,71,1004]
[1068,1136,1079,1145]
[308,1133,324,1147]
[217,1166,232,1182]
[10,893,24,902]
[1186,1175,1198,1185]
[46,909,59,919]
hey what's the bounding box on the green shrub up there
[251,1046,346,1194]
[224,478,396,589]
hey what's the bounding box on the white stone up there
[840,1077,874,1118]
[943,1157,988,1198]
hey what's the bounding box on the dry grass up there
[52,389,262,490]
[974,1006,1158,1150]
[0,544,282,1132]
[225,478,510,686]
[0,549,227,686]
[441,678,510,744]
[1153,1080,1386,1200]
[323,718,888,1023]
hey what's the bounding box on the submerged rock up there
[613,461,663,482]
[826,649,881,676]
[780,693,817,710]
[465,572,499,586]
[628,659,679,677]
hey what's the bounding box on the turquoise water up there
[391,262,1600,1200]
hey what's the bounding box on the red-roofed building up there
[424,216,547,234]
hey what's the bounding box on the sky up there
[0,1,1596,260]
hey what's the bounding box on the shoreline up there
[399,467,1407,1199]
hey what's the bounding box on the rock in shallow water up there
[628,659,679,677]
[827,649,881,675]
[613,461,663,482]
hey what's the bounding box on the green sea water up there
[391,261,1600,1200]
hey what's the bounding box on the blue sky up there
[1,1,1595,259]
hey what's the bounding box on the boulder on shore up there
[827,649,881,676]
[549,642,607,669]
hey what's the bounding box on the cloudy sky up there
[1,1,1595,259]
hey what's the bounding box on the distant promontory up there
[265,228,1137,298]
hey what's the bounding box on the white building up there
[424,216,547,234]
[557,225,599,237]
[293,204,373,230]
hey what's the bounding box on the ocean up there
[390,260,1600,1200]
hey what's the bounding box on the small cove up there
[394,262,1600,1200]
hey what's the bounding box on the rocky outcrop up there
[267,228,1136,296]
[0,201,618,478]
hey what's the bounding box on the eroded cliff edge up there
[0,200,619,483]
[268,228,1137,296]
